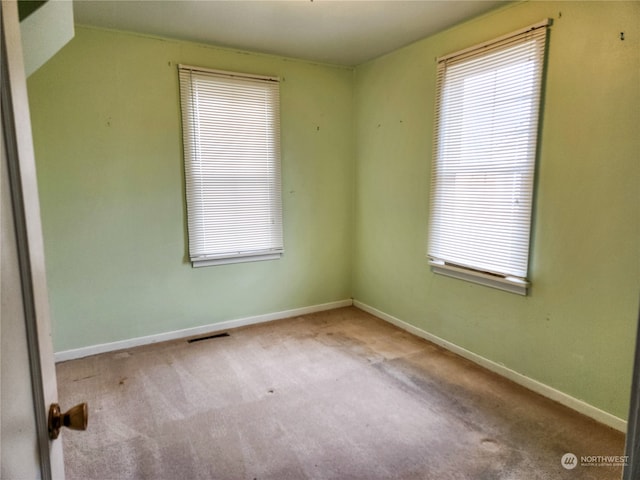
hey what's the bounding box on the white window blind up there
[427,21,549,295]
[178,65,283,267]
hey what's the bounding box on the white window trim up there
[192,253,282,268]
[429,259,529,296]
[427,20,550,295]
[178,64,284,268]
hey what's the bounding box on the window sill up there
[429,260,529,296]
[192,252,282,268]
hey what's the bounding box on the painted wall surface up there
[27,27,354,352]
[353,1,640,419]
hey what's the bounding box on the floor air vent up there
[188,332,230,343]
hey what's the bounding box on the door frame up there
[1,0,64,478]
[623,306,640,479]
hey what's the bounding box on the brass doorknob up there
[48,402,88,440]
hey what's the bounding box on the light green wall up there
[353,1,640,419]
[27,27,354,352]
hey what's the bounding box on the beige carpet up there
[57,307,624,479]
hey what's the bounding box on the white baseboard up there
[55,299,353,363]
[353,300,627,433]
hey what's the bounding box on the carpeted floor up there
[56,307,625,479]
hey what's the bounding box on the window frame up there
[427,20,550,295]
[178,65,284,268]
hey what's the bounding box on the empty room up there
[2,0,639,479]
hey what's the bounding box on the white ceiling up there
[72,0,507,66]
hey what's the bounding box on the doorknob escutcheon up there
[48,402,88,440]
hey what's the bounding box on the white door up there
[1,1,65,478]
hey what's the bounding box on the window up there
[427,20,549,295]
[178,65,283,267]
